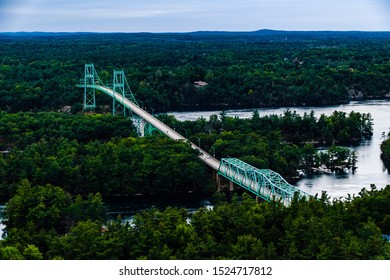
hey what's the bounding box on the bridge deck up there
[79,84,221,171]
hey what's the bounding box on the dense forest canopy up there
[0,110,384,260]
[1,31,390,260]
[0,110,372,198]
[0,112,212,198]
[1,31,390,113]
[2,183,390,260]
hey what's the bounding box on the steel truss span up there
[218,158,310,206]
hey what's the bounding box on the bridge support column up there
[215,172,221,191]
[112,69,126,116]
[229,181,234,191]
[140,119,145,137]
[83,63,97,109]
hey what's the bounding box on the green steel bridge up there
[218,158,310,206]
[77,63,310,206]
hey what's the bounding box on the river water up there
[170,100,390,199]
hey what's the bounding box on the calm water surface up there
[170,100,390,198]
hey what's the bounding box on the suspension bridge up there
[77,63,310,206]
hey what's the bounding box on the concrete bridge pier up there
[215,171,221,191]
[214,170,234,192]
[229,180,234,191]
[140,119,145,137]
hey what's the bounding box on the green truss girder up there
[218,158,310,205]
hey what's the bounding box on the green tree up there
[49,220,103,260]
[0,245,23,260]
[3,180,72,233]
[23,244,44,260]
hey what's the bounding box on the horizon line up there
[1,29,390,34]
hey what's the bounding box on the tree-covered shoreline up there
[0,110,372,198]
[381,133,390,171]
[0,108,387,260]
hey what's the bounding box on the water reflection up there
[105,194,214,222]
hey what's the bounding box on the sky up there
[0,0,389,32]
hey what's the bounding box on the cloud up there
[0,0,196,19]
[0,0,389,32]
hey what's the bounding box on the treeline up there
[0,112,210,198]
[1,183,390,260]
[171,109,373,144]
[0,111,137,150]
[381,132,390,171]
[1,33,390,112]
[0,136,209,198]
[0,110,372,197]
[165,110,372,177]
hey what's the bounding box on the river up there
[1,100,389,238]
[169,99,390,199]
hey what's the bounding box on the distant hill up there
[1,29,390,43]
[189,29,390,39]
[0,31,96,36]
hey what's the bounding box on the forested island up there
[1,31,390,259]
[1,110,388,260]
[0,110,373,198]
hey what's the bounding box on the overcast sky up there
[0,0,389,32]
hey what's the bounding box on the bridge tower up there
[112,69,128,116]
[79,64,159,137]
[83,63,100,109]
[112,69,154,137]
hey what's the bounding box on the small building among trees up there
[194,81,208,87]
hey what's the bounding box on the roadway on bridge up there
[88,84,221,171]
